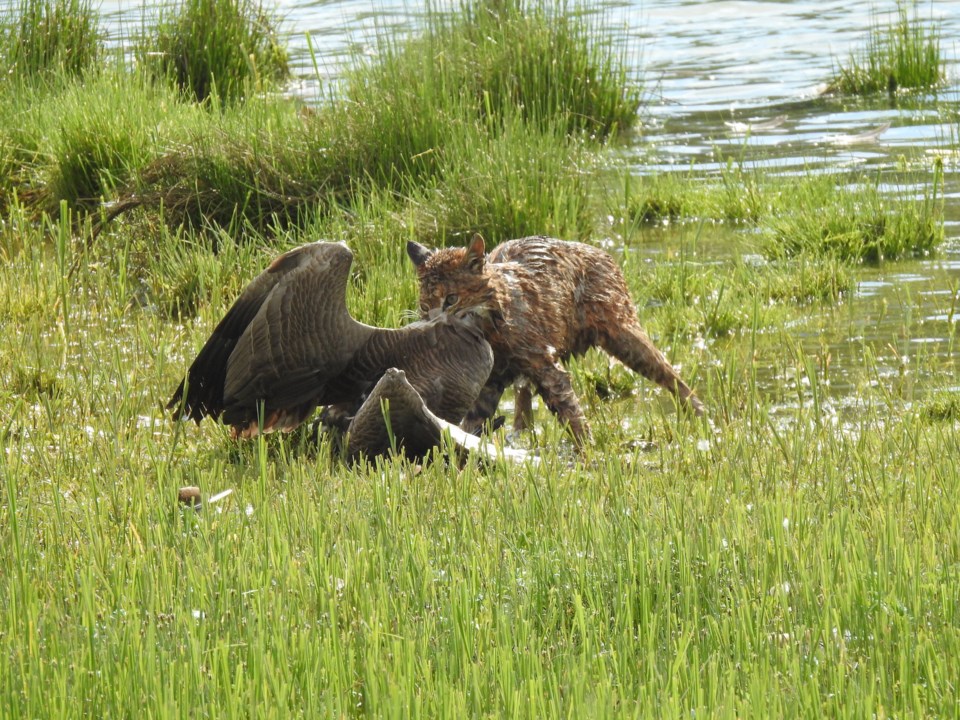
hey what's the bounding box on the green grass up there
[1,203,959,717]
[0,0,636,243]
[830,1,944,96]
[350,0,642,140]
[621,163,944,263]
[140,0,289,104]
[122,0,636,239]
[762,170,943,262]
[0,0,103,79]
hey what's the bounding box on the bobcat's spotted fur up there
[407,234,704,447]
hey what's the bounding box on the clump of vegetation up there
[762,170,943,262]
[417,114,600,242]
[920,392,960,422]
[357,0,642,140]
[830,1,944,95]
[0,0,103,79]
[624,164,944,264]
[43,75,185,211]
[625,163,766,225]
[141,0,289,104]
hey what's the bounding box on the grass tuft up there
[919,392,960,422]
[352,0,642,140]
[830,1,944,96]
[623,163,944,264]
[0,0,103,79]
[762,170,943,262]
[625,163,766,226]
[140,0,289,104]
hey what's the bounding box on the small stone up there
[178,486,202,507]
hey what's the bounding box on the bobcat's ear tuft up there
[464,233,486,272]
[407,241,433,269]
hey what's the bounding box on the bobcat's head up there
[407,234,497,321]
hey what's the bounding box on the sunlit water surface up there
[76,0,960,417]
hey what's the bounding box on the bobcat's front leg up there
[460,379,506,436]
[531,363,591,449]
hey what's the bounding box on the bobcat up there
[407,234,705,448]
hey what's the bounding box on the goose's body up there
[169,242,494,457]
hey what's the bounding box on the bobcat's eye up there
[443,293,459,310]
[419,303,430,315]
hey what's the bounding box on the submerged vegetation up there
[830,0,944,96]
[1,0,958,716]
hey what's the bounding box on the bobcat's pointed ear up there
[406,241,433,269]
[463,233,486,272]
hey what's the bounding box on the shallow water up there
[44,0,960,411]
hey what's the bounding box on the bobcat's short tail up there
[602,326,705,416]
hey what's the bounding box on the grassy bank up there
[0,0,639,244]
[1,0,959,717]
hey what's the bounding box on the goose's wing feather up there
[399,315,494,423]
[170,242,369,434]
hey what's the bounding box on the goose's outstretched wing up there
[169,242,373,437]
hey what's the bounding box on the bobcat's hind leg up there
[512,380,534,433]
[601,324,705,416]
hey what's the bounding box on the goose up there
[168,241,494,459]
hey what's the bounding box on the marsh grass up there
[624,163,766,225]
[623,164,944,263]
[919,391,960,421]
[1,1,958,715]
[621,243,853,342]
[0,0,103,79]
[0,68,210,216]
[141,0,289,104]
[98,0,634,238]
[762,169,943,262]
[45,75,185,211]
[831,1,944,96]
[354,0,642,140]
